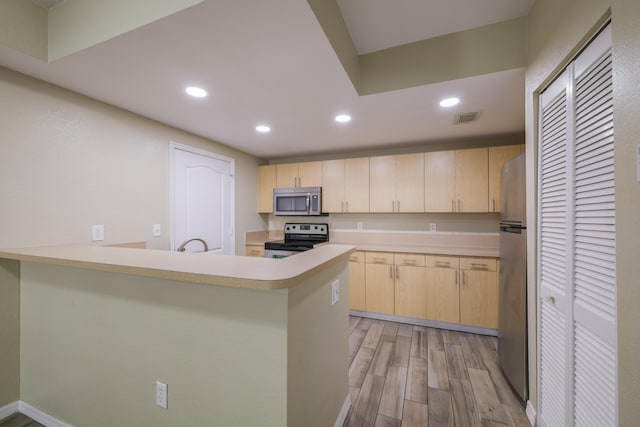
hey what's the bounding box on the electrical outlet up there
[429,223,437,232]
[156,381,168,409]
[331,280,340,306]
[357,222,363,231]
[91,225,104,241]
[153,224,161,237]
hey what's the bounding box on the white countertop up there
[0,243,355,290]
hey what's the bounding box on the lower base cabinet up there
[349,250,499,330]
[348,252,366,311]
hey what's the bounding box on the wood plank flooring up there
[0,413,44,427]
[344,316,530,427]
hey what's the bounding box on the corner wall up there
[525,0,640,422]
[0,66,263,253]
[0,260,20,407]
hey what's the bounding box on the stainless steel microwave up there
[273,187,322,216]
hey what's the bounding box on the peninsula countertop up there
[0,243,355,291]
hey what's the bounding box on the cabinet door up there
[257,165,276,213]
[349,254,366,311]
[425,151,456,212]
[276,163,299,187]
[244,245,265,257]
[322,159,345,213]
[488,145,522,212]
[365,263,395,314]
[395,153,424,212]
[455,148,488,212]
[369,155,395,212]
[426,267,460,323]
[459,269,498,328]
[344,157,370,212]
[395,265,427,319]
[298,161,322,187]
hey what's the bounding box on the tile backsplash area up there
[265,213,500,234]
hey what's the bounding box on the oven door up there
[264,248,306,259]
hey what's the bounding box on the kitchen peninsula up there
[0,243,354,427]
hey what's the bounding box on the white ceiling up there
[0,0,527,160]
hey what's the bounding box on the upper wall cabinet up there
[257,165,276,213]
[276,161,322,188]
[424,150,456,212]
[322,157,370,213]
[424,148,491,213]
[488,145,524,212]
[370,153,424,213]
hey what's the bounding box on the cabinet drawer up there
[244,245,265,257]
[349,251,365,263]
[365,251,394,264]
[425,255,459,269]
[394,253,426,267]
[459,257,497,272]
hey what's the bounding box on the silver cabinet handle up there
[341,201,344,212]
[492,199,496,212]
[458,199,461,212]
[470,263,488,270]
[455,270,458,285]
[397,200,400,212]
[461,270,465,286]
[451,200,455,212]
[396,265,399,279]
[346,201,349,212]
[389,265,393,279]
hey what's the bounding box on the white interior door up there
[170,142,234,255]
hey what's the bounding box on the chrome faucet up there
[176,238,209,253]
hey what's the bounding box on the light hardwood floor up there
[344,316,530,427]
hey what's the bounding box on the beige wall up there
[0,260,20,407]
[0,66,263,253]
[19,262,289,425]
[0,0,47,61]
[525,0,640,422]
[48,0,204,61]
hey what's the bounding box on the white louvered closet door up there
[538,24,616,427]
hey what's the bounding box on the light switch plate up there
[91,225,104,241]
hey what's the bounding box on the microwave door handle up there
[306,195,310,214]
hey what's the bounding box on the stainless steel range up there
[264,222,329,259]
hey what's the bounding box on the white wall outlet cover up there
[153,224,161,237]
[156,381,168,409]
[357,222,363,231]
[331,280,340,306]
[91,225,104,241]
[429,223,437,232]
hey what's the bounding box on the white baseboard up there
[525,400,536,426]
[18,401,72,427]
[0,401,19,420]
[334,394,351,427]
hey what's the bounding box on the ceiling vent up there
[453,111,479,124]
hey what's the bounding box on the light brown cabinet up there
[459,257,498,328]
[365,252,395,314]
[394,254,427,319]
[370,153,424,212]
[257,165,276,213]
[424,148,490,213]
[276,161,322,188]
[455,148,489,212]
[348,251,366,311]
[244,244,265,257]
[322,157,370,213]
[425,256,460,323]
[488,145,523,212]
[424,150,456,212]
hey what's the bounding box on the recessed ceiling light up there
[256,125,271,133]
[439,97,460,107]
[335,114,352,123]
[185,86,208,98]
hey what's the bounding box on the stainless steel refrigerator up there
[498,153,528,402]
